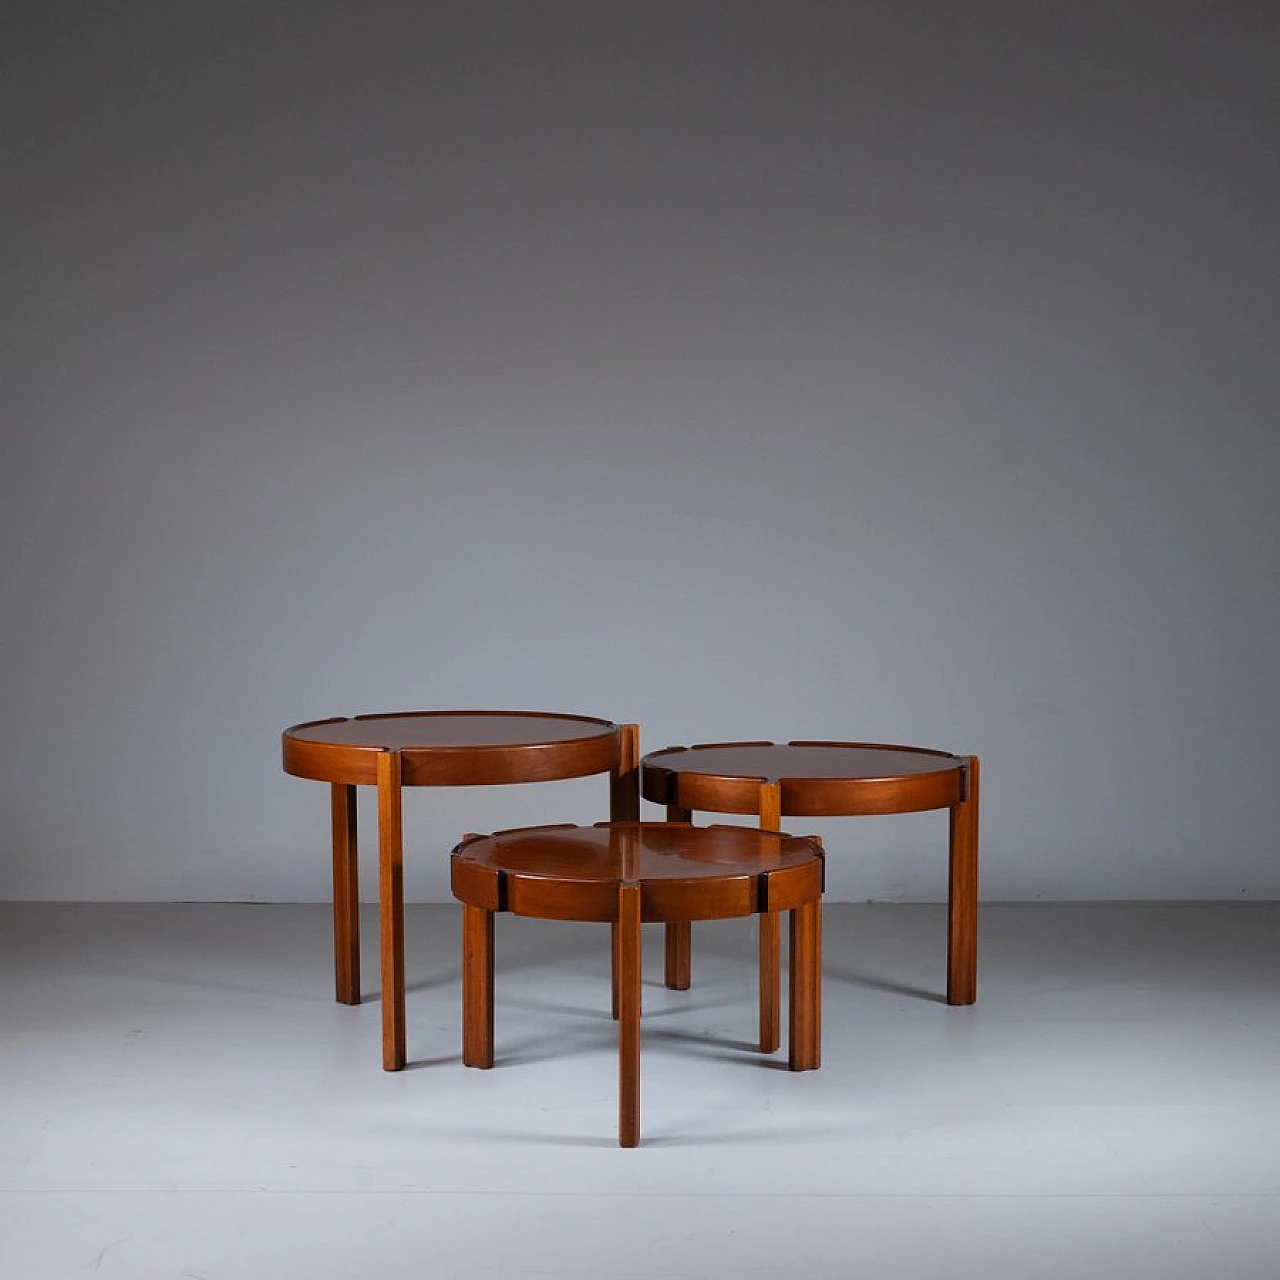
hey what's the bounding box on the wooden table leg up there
[664,804,693,990]
[947,755,980,1006]
[758,781,782,1054]
[609,724,641,1019]
[330,782,360,1005]
[618,882,642,1148]
[610,724,641,822]
[789,898,821,1071]
[664,920,691,991]
[377,750,406,1071]
[462,904,494,1068]
[611,922,621,1020]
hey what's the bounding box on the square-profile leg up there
[609,724,641,1018]
[664,804,693,990]
[462,904,494,1068]
[788,899,821,1071]
[330,782,360,1005]
[377,751,406,1071]
[618,883,642,1148]
[947,756,980,1006]
[758,781,783,1053]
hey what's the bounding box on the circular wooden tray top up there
[642,741,966,816]
[452,822,823,923]
[282,711,621,786]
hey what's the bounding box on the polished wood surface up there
[329,783,360,1006]
[643,740,979,1009]
[789,898,821,1070]
[282,711,639,1072]
[377,751,406,1072]
[947,757,980,1005]
[284,711,622,786]
[453,821,821,922]
[451,822,824,1147]
[642,740,965,816]
[610,723,641,822]
[609,724,641,1019]
[663,805,693,990]
[758,780,783,1055]
[461,904,494,1069]
[618,881,642,1149]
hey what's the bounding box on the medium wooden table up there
[282,711,639,1070]
[642,741,979,1052]
[451,821,823,1147]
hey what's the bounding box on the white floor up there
[1,902,1278,1279]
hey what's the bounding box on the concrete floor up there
[1,901,1278,1279]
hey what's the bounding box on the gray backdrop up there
[4,2,1277,903]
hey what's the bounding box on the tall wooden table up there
[282,711,638,1070]
[642,741,979,1053]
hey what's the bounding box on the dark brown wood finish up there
[376,750,405,1072]
[609,723,641,1021]
[461,904,494,1069]
[451,821,824,1147]
[662,804,693,990]
[610,723,641,822]
[947,756,980,1005]
[329,783,360,1005]
[789,899,821,1071]
[643,741,965,816]
[618,881,642,1149]
[282,711,637,1071]
[758,780,783,1055]
[642,740,979,1008]
[284,711,624,787]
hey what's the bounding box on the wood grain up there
[758,780,783,1055]
[609,728,640,1021]
[329,783,360,1005]
[610,723,641,822]
[461,904,494,1069]
[663,804,694,990]
[284,711,621,786]
[947,755,980,1006]
[789,899,821,1071]
[641,740,979,1009]
[283,709,633,1066]
[450,822,824,1147]
[618,882,642,1148]
[377,750,405,1072]
[641,740,965,816]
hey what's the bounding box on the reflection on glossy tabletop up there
[451,822,824,1147]
[645,742,962,781]
[285,710,619,750]
[454,822,819,882]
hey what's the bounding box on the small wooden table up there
[282,711,639,1070]
[451,821,823,1147]
[642,742,979,1052]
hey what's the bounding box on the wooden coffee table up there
[282,711,639,1070]
[451,821,823,1147]
[642,741,979,1052]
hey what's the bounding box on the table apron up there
[643,772,965,816]
[284,738,622,786]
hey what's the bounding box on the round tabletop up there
[282,711,622,787]
[642,741,967,816]
[451,822,823,923]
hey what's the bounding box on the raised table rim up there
[282,709,624,787]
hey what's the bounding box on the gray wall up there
[4,2,1277,903]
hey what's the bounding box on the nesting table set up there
[282,711,979,1146]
